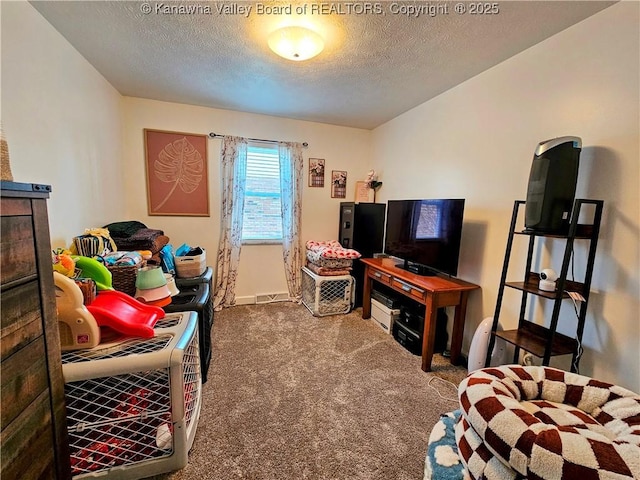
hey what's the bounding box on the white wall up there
[372,2,639,391]
[1,2,125,248]
[122,97,372,299]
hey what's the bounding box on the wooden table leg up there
[362,265,372,319]
[421,292,438,372]
[449,290,469,366]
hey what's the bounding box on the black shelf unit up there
[485,199,603,372]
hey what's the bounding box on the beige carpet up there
[148,302,467,480]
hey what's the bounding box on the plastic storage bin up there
[173,266,213,288]
[370,297,400,334]
[301,266,354,317]
[61,311,201,479]
[163,274,213,383]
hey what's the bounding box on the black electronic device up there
[339,202,385,253]
[392,321,422,355]
[384,199,465,277]
[397,300,449,353]
[398,307,424,332]
[524,136,581,233]
[339,202,386,307]
[371,288,402,309]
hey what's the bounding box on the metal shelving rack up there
[485,199,603,372]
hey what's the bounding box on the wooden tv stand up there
[361,258,480,372]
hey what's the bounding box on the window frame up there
[241,142,283,245]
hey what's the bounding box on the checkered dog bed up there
[456,365,640,480]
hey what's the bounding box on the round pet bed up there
[456,365,640,480]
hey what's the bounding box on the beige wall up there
[122,97,372,299]
[371,2,639,391]
[1,2,125,248]
[1,1,372,301]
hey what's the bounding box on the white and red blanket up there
[305,240,361,274]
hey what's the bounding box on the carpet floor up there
[147,302,467,480]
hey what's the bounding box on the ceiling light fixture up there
[268,26,324,61]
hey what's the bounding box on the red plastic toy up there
[87,290,164,339]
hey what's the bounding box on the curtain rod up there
[208,132,308,148]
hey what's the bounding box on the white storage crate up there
[370,298,400,334]
[301,266,354,317]
[61,311,201,479]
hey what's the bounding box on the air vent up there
[255,292,290,304]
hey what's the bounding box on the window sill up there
[242,239,283,246]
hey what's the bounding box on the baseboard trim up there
[235,296,255,305]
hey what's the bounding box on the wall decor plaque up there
[144,129,209,216]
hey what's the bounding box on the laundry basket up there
[301,266,354,317]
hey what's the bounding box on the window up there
[242,144,283,243]
[415,202,442,239]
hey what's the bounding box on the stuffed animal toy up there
[52,248,76,277]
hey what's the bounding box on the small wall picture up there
[331,170,347,198]
[308,158,325,187]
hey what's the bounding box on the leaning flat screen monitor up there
[384,199,465,277]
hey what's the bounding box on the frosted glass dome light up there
[268,26,324,61]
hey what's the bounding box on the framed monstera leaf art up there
[144,129,209,216]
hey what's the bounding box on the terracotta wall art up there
[144,129,209,216]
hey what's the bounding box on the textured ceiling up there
[30,1,615,129]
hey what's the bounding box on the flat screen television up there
[384,199,465,277]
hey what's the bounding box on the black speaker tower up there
[525,136,581,234]
[339,202,386,307]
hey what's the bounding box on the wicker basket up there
[175,250,206,279]
[107,262,144,296]
[1,125,13,182]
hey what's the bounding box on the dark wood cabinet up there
[485,199,603,371]
[1,181,71,479]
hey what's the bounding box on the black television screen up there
[384,199,465,276]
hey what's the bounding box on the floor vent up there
[255,292,290,304]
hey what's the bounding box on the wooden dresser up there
[1,181,71,478]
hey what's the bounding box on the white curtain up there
[278,142,304,302]
[213,136,248,311]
